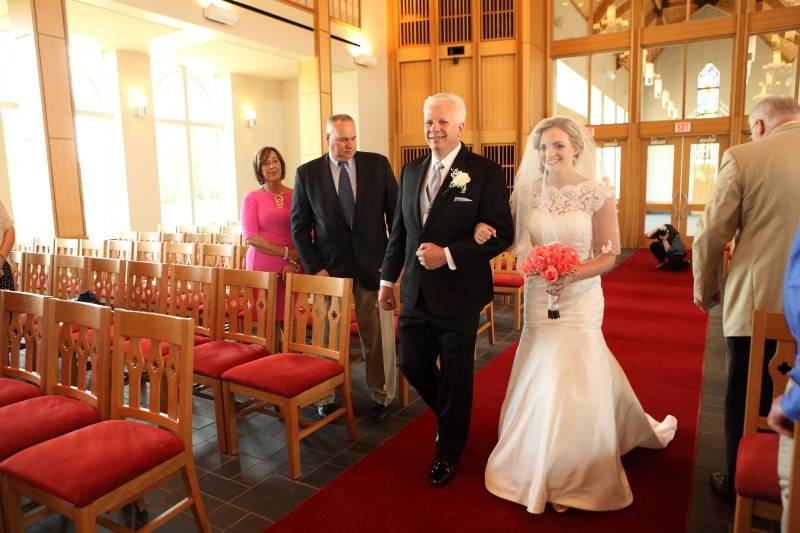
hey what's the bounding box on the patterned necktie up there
[338,161,355,227]
[427,161,444,204]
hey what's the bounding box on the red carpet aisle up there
[269,250,707,532]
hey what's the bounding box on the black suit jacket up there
[381,144,514,316]
[291,151,398,291]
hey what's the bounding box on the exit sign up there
[674,121,692,133]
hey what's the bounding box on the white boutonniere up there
[448,169,471,193]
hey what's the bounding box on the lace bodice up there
[527,180,618,261]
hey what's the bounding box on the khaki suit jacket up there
[693,121,800,337]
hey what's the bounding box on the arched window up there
[152,62,234,227]
[695,62,720,118]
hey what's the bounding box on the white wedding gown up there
[484,180,677,513]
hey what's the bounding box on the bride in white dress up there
[479,117,677,514]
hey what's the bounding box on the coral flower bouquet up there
[521,243,581,319]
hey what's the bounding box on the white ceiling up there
[56,0,297,80]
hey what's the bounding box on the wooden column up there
[11,0,85,238]
[314,2,333,154]
[625,0,643,249]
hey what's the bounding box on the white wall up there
[281,79,300,184]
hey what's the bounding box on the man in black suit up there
[378,93,513,487]
[291,114,399,422]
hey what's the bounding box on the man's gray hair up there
[751,96,800,125]
[423,93,467,124]
[326,113,356,133]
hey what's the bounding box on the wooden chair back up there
[7,250,23,291]
[84,257,125,307]
[166,265,217,340]
[46,299,112,419]
[79,238,105,257]
[158,224,176,233]
[163,242,196,266]
[137,231,161,242]
[213,233,243,246]
[52,254,87,300]
[123,261,167,313]
[161,232,184,243]
[105,239,134,260]
[22,252,52,295]
[185,232,213,245]
[221,224,241,234]
[196,225,219,234]
[177,225,196,233]
[134,240,163,263]
[54,238,80,256]
[200,243,237,268]
[283,273,353,366]
[216,268,277,354]
[490,250,517,274]
[116,231,138,241]
[0,291,49,389]
[12,241,33,252]
[745,310,797,435]
[110,310,194,442]
[32,237,54,254]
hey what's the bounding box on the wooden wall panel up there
[49,139,84,236]
[400,61,432,134]
[439,58,474,131]
[37,34,74,140]
[480,54,516,131]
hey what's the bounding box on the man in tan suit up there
[693,96,800,501]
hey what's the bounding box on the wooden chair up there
[105,239,134,261]
[165,265,217,348]
[491,251,524,330]
[163,242,196,266]
[196,225,219,234]
[6,252,23,292]
[160,232,184,243]
[733,309,798,532]
[177,225,197,233]
[221,224,241,234]
[213,233,243,246]
[0,291,49,407]
[137,231,161,242]
[52,255,87,301]
[185,234,213,265]
[83,258,125,307]
[32,237,53,255]
[477,302,496,346]
[21,252,52,295]
[79,239,104,258]
[122,261,166,314]
[134,240,163,263]
[116,231,138,241]
[199,243,237,269]
[0,310,210,533]
[54,238,79,256]
[11,241,32,253]
[192,269,276,453]
[0,299,110,465]
[222,273,355,478]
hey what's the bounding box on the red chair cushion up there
[193,340,270,378]
[0,378,41,407]
[493,273,524,287]
[735,432,781,503]
[0,395,100,460]
[0,419,184,507]
[222,353,344,398]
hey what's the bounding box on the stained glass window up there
[695,63,720,118]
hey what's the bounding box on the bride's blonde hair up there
[531,116,585,173]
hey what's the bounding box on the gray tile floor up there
[28,252,752,532]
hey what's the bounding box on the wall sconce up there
[129,89,148,118]
[653,75,663,99]
[643,62,655,86]
[354,53,378,68]
[244,108,257,128]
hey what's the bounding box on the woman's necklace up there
[263,184,285,208]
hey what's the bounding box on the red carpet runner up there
[269,250,708,532]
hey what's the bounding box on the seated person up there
[645,224,690,271]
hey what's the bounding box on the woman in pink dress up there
[241,146,299,321]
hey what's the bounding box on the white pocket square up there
[454,197,473,203]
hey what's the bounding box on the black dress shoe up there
[709,471,734,503]
[427,459,456,488]
[317,403,337,418]
[370,402,388,422]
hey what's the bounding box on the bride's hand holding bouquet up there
[521,243,581,319]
